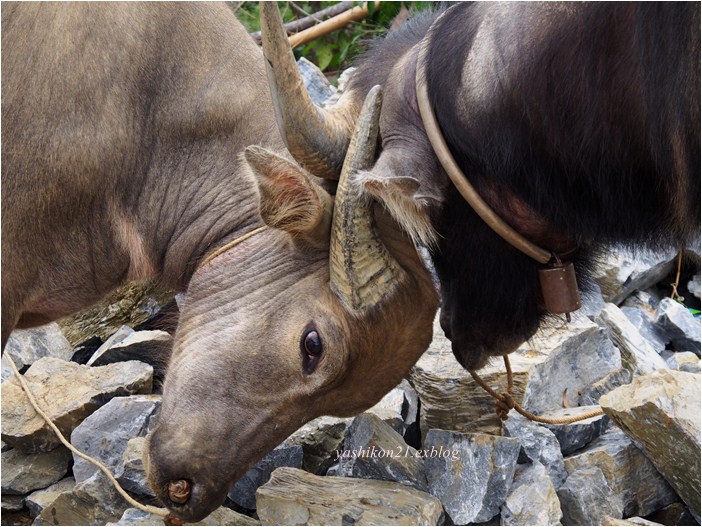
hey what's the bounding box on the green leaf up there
[316,46,334,71]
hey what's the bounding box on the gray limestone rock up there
[1,358,153,453]
[324,463,341,476]
[621,289,662,315]
[73,471,130,522]
[665,351,700,371]
[398,380,420,433]
[502,411,567,489]
[541,408,611,455]
[500,462,563,526]
[1,323,73,382]
[116,437,153,497]
[86,325,134,366]
[620,306,667,353]
[366,379,419,437]
[592,247,677,305]
[227,442,303,510]
[107,508,160,526]
[597,303,669,375]
[70,395,161,484]
[2,493,26,512]
[410,315,512,436]
[323,67,356,107]
[411,313,621,436]
[646,502,698,526]
[679,361,701,374]
[578,283,607,320]
[255,467,443,526]
[285,416,350,475]
[521,318,623,414]
[56,282,174,347]
[1,446,72,495]
[578,368,632,406]
[297,57,336,106]
[89,330,172,368]
[602,517,664,526]
[189,507,260,526]
[32,486,123,526]
[600,370,701,522]
[654,298,701,355]
[563,428,678,520]
[336,413,426,491]
[25,477,76,518]
[366,388,405,435]
[558,466,622,525]
[107,507,260,526]
[423,430,520,524]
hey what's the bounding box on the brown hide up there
[1,2,280,343]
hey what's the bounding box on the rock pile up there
[3,240,699,526]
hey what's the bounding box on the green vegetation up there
[230,1,433,78]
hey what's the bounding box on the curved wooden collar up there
[415,22,553,265]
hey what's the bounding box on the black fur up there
[351,2,700,369]
[428,3,700,246]
[348,6,446,96]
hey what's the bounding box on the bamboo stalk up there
[249,2,354,44]
[289,2,380,48]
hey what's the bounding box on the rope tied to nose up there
[5,354,169,518]
[470,355,605,425]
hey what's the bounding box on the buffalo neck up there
[123,33,284,291]
[135,146,274,290]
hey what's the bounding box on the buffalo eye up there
[300,328,323,374]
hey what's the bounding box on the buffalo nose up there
[168,480,191,504]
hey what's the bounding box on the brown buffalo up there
[2,3,437,521]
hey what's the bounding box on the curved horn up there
[260,2,357,179]
[330,86,406,312]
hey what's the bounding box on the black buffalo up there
[264,1,700,370]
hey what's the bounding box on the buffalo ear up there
[245,146,333,240]
[359,163,441,248]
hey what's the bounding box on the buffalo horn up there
[259,2,356,179]
[329,86,406,312]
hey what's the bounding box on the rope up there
[669,248,685,302]
[5,354,169,517]
[415,28,553,266]
[469,354,605,425]
[198,225,269,270]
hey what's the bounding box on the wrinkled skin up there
[146,207,437,520]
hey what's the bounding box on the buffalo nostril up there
[168,480,191,504]
[164,513,186,526]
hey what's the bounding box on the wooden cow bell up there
[538,262,581,314]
